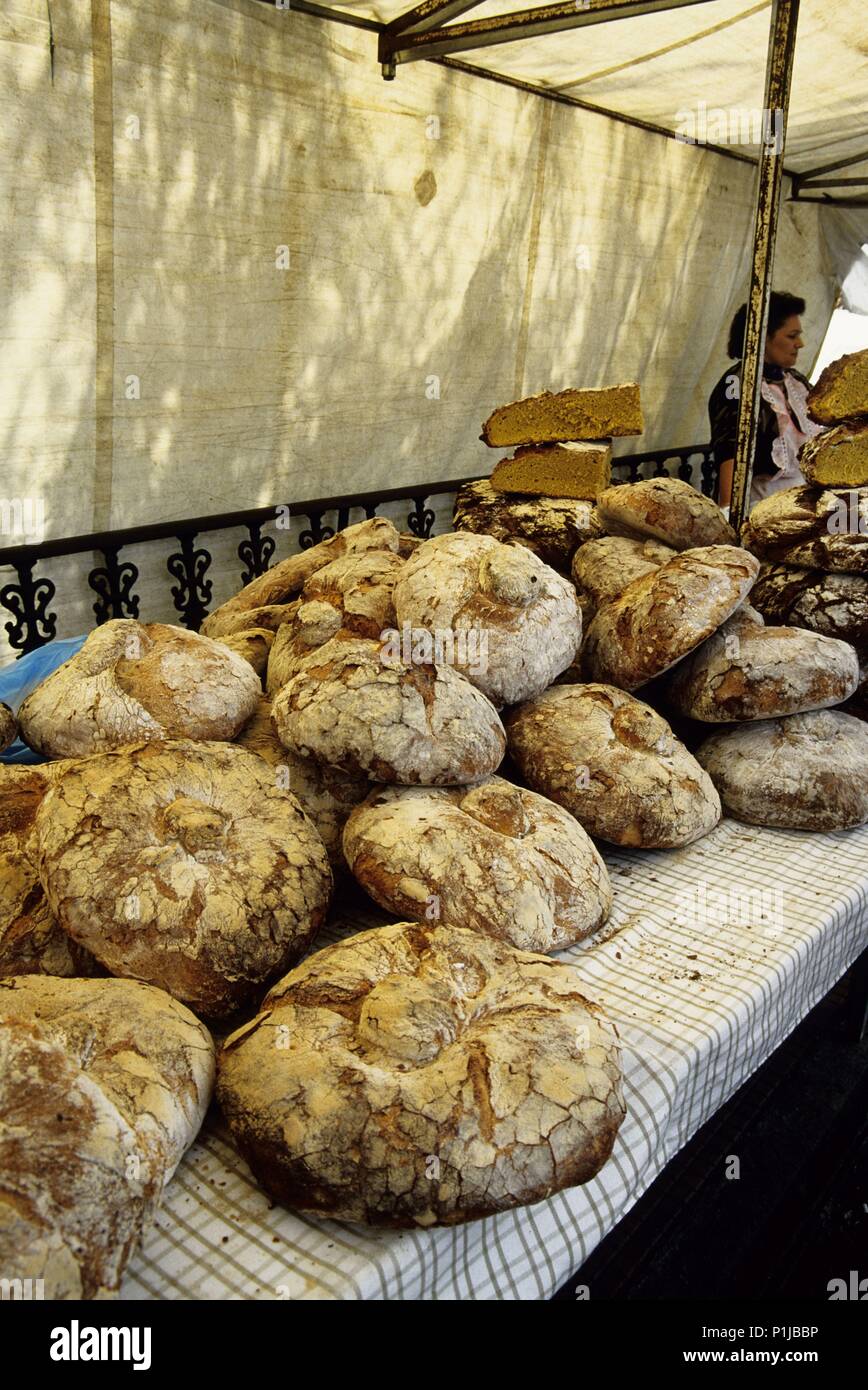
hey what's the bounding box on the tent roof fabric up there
[331,0,868,178]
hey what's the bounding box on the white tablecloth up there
[123,817,868,1301]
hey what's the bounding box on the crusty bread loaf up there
[18,619,261,758]
[393,531,582,706]
[217,920,625,1227]
[200,602,298,639]
[741,485,868,574]
[696,710,868,829]
[216,626,274,679]
[481,384,642,446]
[0,765,97,978]
[271,634,506,785]
[266,549,405,694]
[236,695,368,867]
[749,562,868,651]
[666,607,859,721]
[490,442,611,499]
[596,477,736,550]
[807,348,868,425]
[506,684,721,848]
[343,778,612,952]
[583,545,760,690]
[570,535,677,623]
[0,702,16,754]
[0,974,214,1298]
[800,420,868,487]
[453,479,604,573]
[33,740,332,1020]
[201,517,401,637]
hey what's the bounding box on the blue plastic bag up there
[0,636,87,763]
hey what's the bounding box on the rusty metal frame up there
[379,0,719,75]
[729,0,801,534]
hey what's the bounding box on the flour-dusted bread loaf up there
[393,531,582,706]
[506,684,720,848]
[596,477,736,550]
[17,619,261,758]
[216,627,274,679]
[696,710,868,830]
[236,696,368,868]
[217,920,625,1227]
[0,974,214,1298]
[0,702,16,753]
[807,348,868,425]
[201,602,299,639]
[666,606,859,722]
[0,765,97,978]
[800,420,868,488]
[750,562,868,651]
[266,549,405,694]
[453,478,603,573]
[201,517,401,637]
[33,740,332,1020]
[481,383,642,445]
[343,778,612,953]
[571,535,677,623]
[490,441,611,499]
[741,485,868,574]
[271,634,506,785]
[583,545,760,690]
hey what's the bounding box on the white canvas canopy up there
[1,0,866,572]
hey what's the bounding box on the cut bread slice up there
[807,349,868,425]
[800,420,868,487]
[480,384,642,446]
[490,441,612,499]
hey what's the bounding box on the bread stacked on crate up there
[454,383,643,575]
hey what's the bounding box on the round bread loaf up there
[571,535,677,623]
[271,634,506,785]
[453,479,604,572]
[217,920,625,1227]
[596,477,736,550]
[583,545,760,690]
[0,765,97,978]
[33,740,333,1020]
[266,549,405,694]
[0,702,16,753]
[201,602,298,639]
[741,485,868,574]
[236,695,369,867]
[18,619,261,758]
[0,974,214,1299]
[666,607,860,721]
[695,710,868,830]
[750,562,868,651]
[216,626,274,679]
[393,531,582,706]
[506,683,721,848]
[343,778,612,952]
[201,517,402,637]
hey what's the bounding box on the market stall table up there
[122,816,868,1301]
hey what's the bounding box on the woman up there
[708,290,823,510]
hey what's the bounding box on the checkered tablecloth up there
[122,817,868,1301]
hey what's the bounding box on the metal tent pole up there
[730,0,801,534]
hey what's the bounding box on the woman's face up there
[765,314,804,368]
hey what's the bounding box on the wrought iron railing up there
[0,445,716,657]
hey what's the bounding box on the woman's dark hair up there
[727,290,805,360]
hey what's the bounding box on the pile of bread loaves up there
[3,362,867,1297]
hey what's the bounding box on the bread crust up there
[453,479,603,572]
[217,921,625,1227]
[596,478,736,550]
[271,635,506,785]
[583,545,760,690]
[343,778,612,952]
[741,485,868,574]
[0,974,214,1298]
[750,562,868,650]
[506,683,720,848]
[696,710,868,829]
[33,740,333,1020]
[18,620,261,758]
